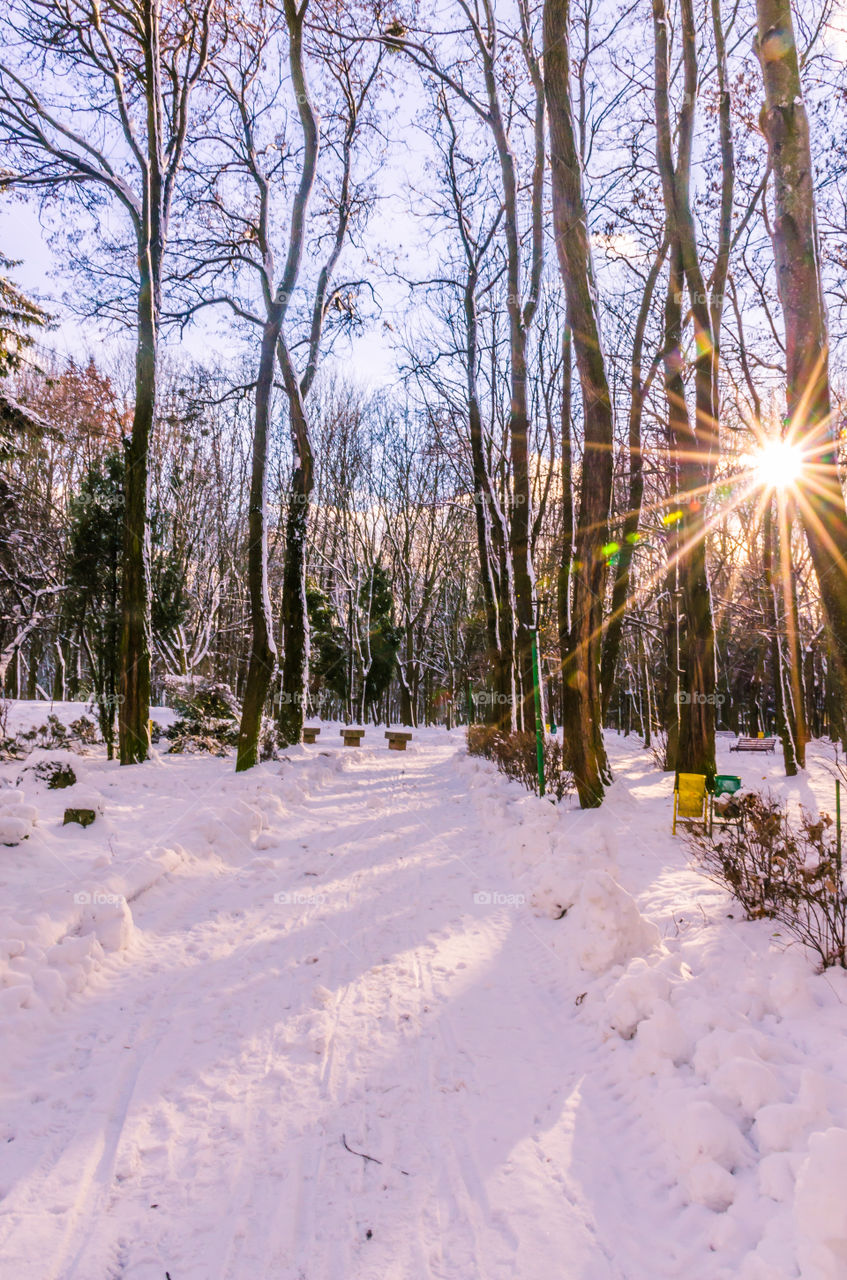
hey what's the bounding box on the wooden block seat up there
[303,727,320,743]
[730,737,776,753]
[385,731,413,751]
[340,728,365,746]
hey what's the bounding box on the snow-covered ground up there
[1,704,847,1279]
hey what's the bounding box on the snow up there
[0,789,38,846]
[563,868,661,975]
[795,1129,847,1277]
[1,705,847,1277]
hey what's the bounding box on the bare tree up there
[176,0,381,765]
[756,0,847,746]
[544,0,615,805]
[652,0,735,779]
[386,0,546,729]
[0,0,216,762]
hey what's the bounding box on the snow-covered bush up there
[466,725,573,800]
[689,793,847,969]
[161,675,240,755]
[0,789,37,845]
[24,758,77,788]
[0,698,17,759]
[1,712,98,760]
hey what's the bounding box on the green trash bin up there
[711,775,743,834]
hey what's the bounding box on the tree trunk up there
[399,667,415,727]
[26,636,40,699]
[756,0,847,745]
[53,638,65,701]
[477,13,543,734]
[601,239,667,716]
[652,0,723,781]
[464,269,511,724]
[277,358,313,746]
[544,0,614,806]
[781,495,807,763]
[557,323,574,727]
[118,282,154,765]
[764,496,797,774]
[235,316,281,771]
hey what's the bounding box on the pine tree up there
[66,453,124,758]
[361,566,401,718]
[0,253,49,379]
[307,581,348,707]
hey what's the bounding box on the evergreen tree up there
[66,452,124,757]
[0,253,49,380]
[361,565,400,717]
[307,580,348,707]
[150,491,190,670]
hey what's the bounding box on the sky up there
[5,0,845,394]
[0,40,432,392]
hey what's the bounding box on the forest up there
[8,4,847,1275]
[1,0,846,808]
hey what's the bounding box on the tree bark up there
[601,238,667,717]
[652,0,727,781]
[557,322,573,727]
[236,0,319,762]
[464,260,512,723]
[235,314,282,771]
[473,1,544,732]
[756,0,847,744]
[764,495,798,774]
[781,494,807,763]
[277,351,313,746]
[544,0,614,807]
[118,276,155,765]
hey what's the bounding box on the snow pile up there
[460,732,847,1276]
[794,1128,847,1278]
[0,789,37,845]
[563,868,660,975]
[0,715,370,1074]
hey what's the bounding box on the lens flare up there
[751,439,805,491]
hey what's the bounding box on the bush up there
[649,727,669,771]
[29,759,77,789]
[69,715,99,745]
[161,675,240,755]
[0,712,98,760]
[466,725,573,801]
[688,792,847,970]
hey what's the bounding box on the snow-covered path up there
[2,734,695,1280]
[5,728,847,1279]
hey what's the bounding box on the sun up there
[751,439,805,491]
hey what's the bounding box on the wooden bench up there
[385,730,413,752]
[730,736,776,753]
[302,727,320,744]
[340,728,365,747]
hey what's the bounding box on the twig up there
[341,1133,410,1175]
